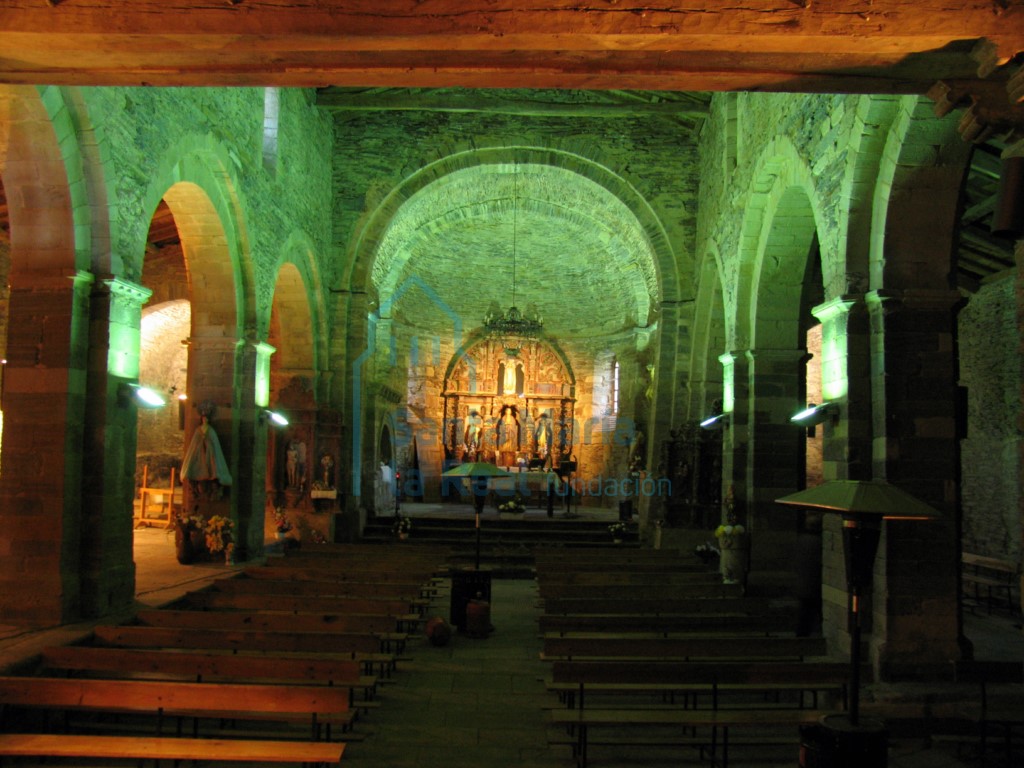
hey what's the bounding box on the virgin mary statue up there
[181,412,233,487]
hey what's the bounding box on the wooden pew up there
[246,564,443,585]
[535,571,724,587]
[0,733,344,765]
[92,624,387,656]
[134,608,399,635]
[0,675,352,740]
[90,625,397,676]
[541,596,777,616]
[549,704,825,768]
[538,582,744,600]
[210,576,426,600]
[541,634,828,661]
[534,547,684,561]
[548,659,852,710]
[539,611,798,636]
[39,645,378,705]
[181,589,422,619]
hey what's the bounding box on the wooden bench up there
[90,625,397,676]
[962,552,1019,614]
[134,608,399,635]
[211,576,427,600]
[539,611,798,636]
[0,733,344,766]
[541,634,828,662]
[541,596,778,616]
[39,646,378,705]
[0,675,352,741]
[181,589,424,620]
[549,706,826,768]
[539,582,744,601]
[548,659,853,711]
[537,571,725,588]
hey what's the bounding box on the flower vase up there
[398,531,408,541]
[174,524,194,564]
[719,535,749,585]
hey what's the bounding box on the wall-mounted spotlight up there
[790,402,839,428]
[262,409,289,427]
[699,413,730,431]
[119,382,167,408]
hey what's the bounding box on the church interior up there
[0,2,1023,766]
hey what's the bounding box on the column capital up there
[865,288,962,313]
[811,294,864,324]
[101,276,152,308]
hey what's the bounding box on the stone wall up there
[959,274,1021,563]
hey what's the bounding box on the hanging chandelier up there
[483,165,543,357]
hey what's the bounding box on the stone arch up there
[348,146,676,308]
[143,134,254,336]
[869,96,968,292]
[139,140,252,540]
[268,231,327,383]
[688,244,728,420]
[737,138,822,351]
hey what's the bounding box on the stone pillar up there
[744,347,808,579]
[866,288,963,677]
[718,350,749,523]
[79,277,152,618]
[230,337,271,560]
[0,268,93,627]
[645,302,682,529]
[811,295,873,652]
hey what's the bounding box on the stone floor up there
[0,521,1021,767]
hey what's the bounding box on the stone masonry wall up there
[959,275,1022,564]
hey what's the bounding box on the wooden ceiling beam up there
[0,1,1020,96]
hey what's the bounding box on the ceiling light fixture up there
[482,164,542,357]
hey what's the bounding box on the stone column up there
[79,277,153,618]
[811,295,873,651]
[866,287,963,677]
[0,268,93,626]
[718,350,749,523]
[744,347,808,579]
[647,301,680,527]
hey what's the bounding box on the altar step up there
[361,513,639,577]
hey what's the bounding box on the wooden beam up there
[0,1,1020,96]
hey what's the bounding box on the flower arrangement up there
[498,493,526,514]
[695,540,720,562]
[608,521,629,539]
[175,511,205,532]
[204,514,234,554]
[309,529,328,544]
[393,515,412,535]
[714,486,746,550]
[272,507,292,534]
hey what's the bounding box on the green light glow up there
[718,352,736,414]
[253,341,276,408]
[811,299,853,402]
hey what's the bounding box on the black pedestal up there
[450,568,492,631]
[800,715,887,768]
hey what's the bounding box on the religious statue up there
[319,452,335,489]
[497,405,520,467]
[534,412,552,458]
[464,410,483,457]
[181,403,232,499]
[285,437,306,489]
